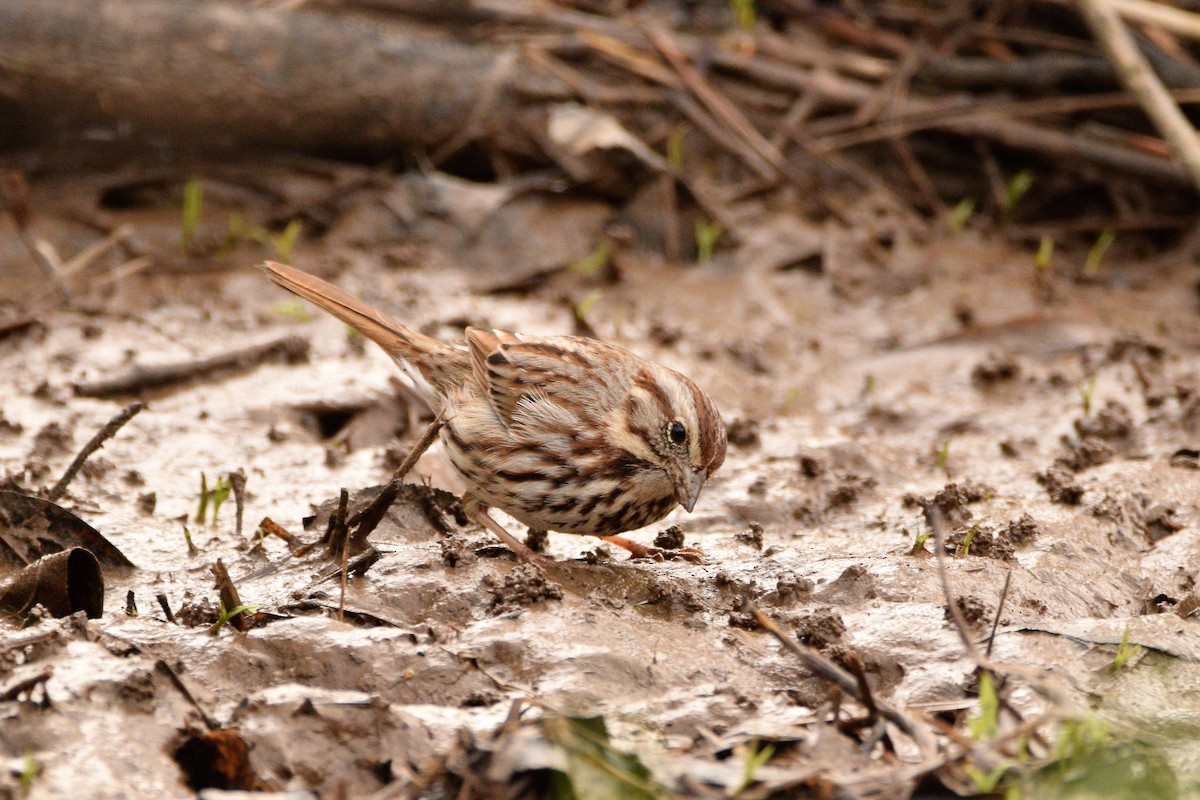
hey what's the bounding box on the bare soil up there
[2,167,1200,798]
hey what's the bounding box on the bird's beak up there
[677,468,708,513]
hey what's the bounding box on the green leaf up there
[271,219,304,261]
[1035,236,1054,271]
[181,179,204,253]
[1003,169,1034,215]
[968,671,999,740]
[1084,228,1116,277]
[694,220,724,263]
[948,198,975,236]
[570,240,612,277]
[734,737,775,794]
[576,289,604,319]
[210,476,231,525]
[729,0,756,30]
[543,716,667,800]
[195,472,209,525]
[1112,624,1143,670]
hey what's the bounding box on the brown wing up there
[465,328,608,429]
[466,328,524,426]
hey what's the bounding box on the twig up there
[229,469,247,538]
[3,171,70,302]
[1074,0,1200,40]
[156,592,176,623]
[649,27,787,181]
[45,402,144,502]
[73,335,310,397]
[323,487,350,556]
[986,570,1013,659]
[313,547,381,585]
[211,558,249,633]
[0,315,40,341]
[339,519,351,623]
[1076,0,1200,193]
[154,659,218,730]
[929,507,983,665]
[344,417,444,544]
[669,92,777,181]
[748,601,928,742]
[257,517,300,549]
[710,48,1195,185]
[0,667,53,702]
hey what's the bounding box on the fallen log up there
[0,0,567,156]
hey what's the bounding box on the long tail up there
[260,261,467,394]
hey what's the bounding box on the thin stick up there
[45,402,143,502]
[1076,0,1200,193]
[986,570,1013,659]
[211,558,249,633]
[229,469,247,538]
[929,507,983,665]
[156,592,176,623]
[345,418,444,544]
[73,336,310,397]
[1079,0,1200,41]
[649,27,787,178]
[748,601,925,740]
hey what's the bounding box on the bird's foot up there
[599,535,704,564]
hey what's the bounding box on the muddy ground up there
[1,163,1200,798]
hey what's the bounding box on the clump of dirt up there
[31,421,73,460]
[1055,436,1114,472]
[484,565,563,613]
[949,596,990,629]
[971,351,1021,387]
[440,535,478,567]
[725,417,760,448]
[654,525,685,549]
[735,522,764,549]
[1074,400,1134,442]
[0,411,24,435]
[1001,513,1039,547]
[905,481,993,526]
[998,437,1036,458]
[947,524,1014,561]
[1037,466,1085,504]
[1171,449,1200,470]
[646,577,705,614]
[727,596,760,629]
[826,474,876,509]
[771,574,815,605]
[793,606,846,649]
[174,594,219,627]
[798,453,824,478]
[1107,332,1165,363]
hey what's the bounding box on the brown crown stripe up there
[633,369,674,420]
[687,378,721,466]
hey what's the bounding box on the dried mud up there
[2,196,1200,797]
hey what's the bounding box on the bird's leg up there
[465,500,545,563]
[598,535,704,564]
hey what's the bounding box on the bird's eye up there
[668,420,687,445]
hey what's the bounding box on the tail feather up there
[260,261,466,393]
